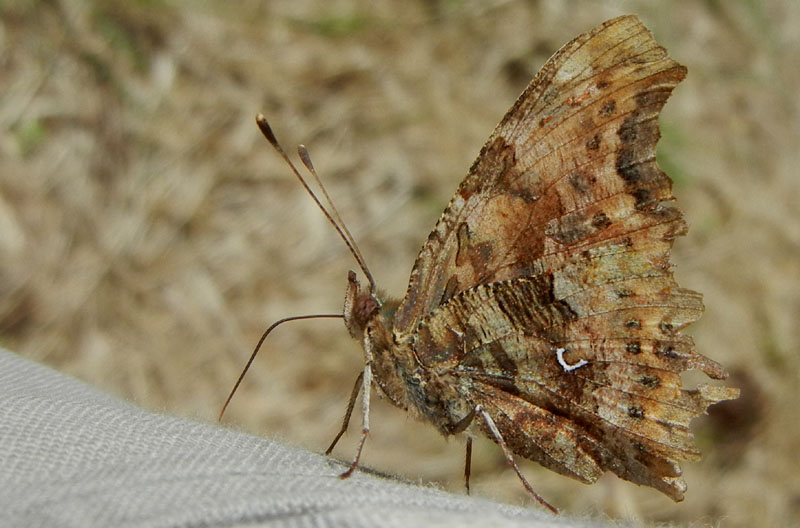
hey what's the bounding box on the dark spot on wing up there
[455,222,470,267]
[600,100,616,116]
[568,171,593,194]
[440,276,459,306]
[591,212,611,229]
[638,375,661,389]
[632,188,653,210]
[628,406,644,419]
[626,341,642,355]
[655,341,679,358]
[618,114,639,143]
[616,149,642,185]
[545,212,593,245]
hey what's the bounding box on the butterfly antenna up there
[255,114,376,292]
[218,313,343,421]
[296,144,375,292]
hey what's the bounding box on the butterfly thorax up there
[343,270,466,430]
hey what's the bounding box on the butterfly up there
[227,14,739,513]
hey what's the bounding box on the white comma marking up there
[555,347,589,372]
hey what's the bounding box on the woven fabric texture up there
[0,348,613,528]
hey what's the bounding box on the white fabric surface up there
[0,348,615,527]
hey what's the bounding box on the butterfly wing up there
[413,277,737,499]
[395,14,689,334]
[396,15,739,499]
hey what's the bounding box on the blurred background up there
[1,0,798,525]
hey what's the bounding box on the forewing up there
[394,15,689,336]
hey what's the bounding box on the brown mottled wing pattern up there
[395,14,689,332]
[397,15,738,499]
[414,277,735,498]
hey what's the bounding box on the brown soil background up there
[2,1,798,525]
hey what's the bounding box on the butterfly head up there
[343,270,380,339]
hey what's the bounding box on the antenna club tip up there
[297,145,314,169]
[255,114,279,146]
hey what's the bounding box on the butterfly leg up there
[473,404,558,514]
[446,407,478,494]
[339,331,374,479]
[325,370,363,455]
[464,436,473,494]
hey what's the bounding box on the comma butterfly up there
[226,14,739,513]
